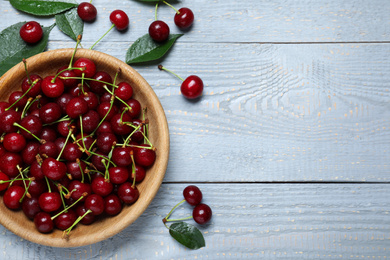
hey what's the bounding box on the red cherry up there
[3,186,25,210]
[54,209,77,230]
[42,158,67,181]
[66,97,89,118]
[108,166,129,185]
[0,152,23,178]
[89,71,112,95]
[3,133,26,153]
[192,203,212,224]
[76,204,95,225]
[56,66,78,88]
[104,194,122,216]
[174,8,195,29]
[91,176,113,197]
[0,172,10,191]
[21,142,39,165]
[38,192,62,212]
[114,82,133,100]
[8,91,28,109]
[22,74,42,97]
[117,182,139,204]
[22,197,41,219]
[134,144,156,167]
[183,185,203,206]
[85,194,105,215]
[149,20,170,42]
[77,2,97,22]
[73,58,96,78]
[181,75,203,99]
[109,10,129,30]
[41,76,65,98]
[19,21,43,44]
[34,212,54,233]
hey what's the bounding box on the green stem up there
[13,122,43,143]
[90,24,115,50]
[6,79,38,111]
[158,65,184,81]
[165,216,193,222]
[69,35,82,68]
[162,1,180,14]
[155,3,159,21]
[57,128,73,160]
[23,59,31,84]
[164,199,186,220]
[45,176,51,193]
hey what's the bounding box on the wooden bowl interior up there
[0,49,169,247]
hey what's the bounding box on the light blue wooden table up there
[1,0,390,259]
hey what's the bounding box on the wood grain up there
[0,184,389,259]
[2,0,390,43]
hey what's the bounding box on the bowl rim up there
[0,48,170,247]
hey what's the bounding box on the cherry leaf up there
[55,8,83,41]
[126,34,183,64]
[0,22,55,77]
[9,0,78,16]
[169,222,205,250]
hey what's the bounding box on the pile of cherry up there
[0,55,156,236]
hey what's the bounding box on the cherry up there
[21,142,39,164]
[30,160,45,180]
[0,152,23,178]
[0,102,10,115]
[22,74,42,97]
[130,119,145,143]
[117,182,139,204]
[181,75,204,99]
[66,160,87,180]
[73,58,96,78]
[99,91,113,104]
[82,92,99,110]
[0,172,10,191]
[75,204,95,225]
[19,115,43,140]
[174,8,195,29]
[27,178,47,197]
[19,21,43,44]
[97,101,118,121]
[3,185,25,210]
[96,132,118,154]
[91,152,109,172]
[54,209,78,230]
[66,97,89,118]
[3,133,26,153]
[192,203,212,224]
[109,166,129,184]
[96,121,113,135]
[112,147,132,167]
[42,158,67,181]
[75,134,94,151]
[34,212,54,233]
[130,165,146,183]
[149,20,170,42]
[8,91,28,109]
[38,192,62,212]
[77,110,100,134]
[39,102,62,124]
[0,110,21,133]
[57,120,76,137]
[77,2,97,22]
[68,180,92,201]
[120,98,141,119]
[41,76,65,98]
[91,176,113,197]
[62,143,83,161]
[114,82,133,101]
[134,144,156,167]
[109,10,129,31]
[183,185,202,206]
[56,66,78,88]
[110,113,132,135]
[89,71,112,95]
[40,126,57,142]
[39,141,59,158]
[85,194,105,215]
[104,194,122,216]
[22,197,41,219]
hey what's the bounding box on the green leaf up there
[0,22,55,77]
[10,0,78,16]
[126,34,183,64]
[55,8,83,41]
[169,222,205,250]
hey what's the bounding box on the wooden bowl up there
[0,49,169,247]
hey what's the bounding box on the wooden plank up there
[0,184,388,259]
[44,41,390,182]
[1,0,390,43]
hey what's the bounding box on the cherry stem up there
[165,215,193,222]
[79,115,88,153]
[103,85,133,112]
[142,108,149,144]
[19,178,33,203]
[51,193,87,220]
[58,184,67,211]
[113,68,121,85]
[13,122,44,144]
[6,79,38,111]
[90,24,115,50]
[76,159,85,183]
[43,115,70,126]
[57,128,73,160]
[45,176,51,193]
[21,97,33,119]
[69,35,82,68]
[22,95,41,118]
[88,150,117,167]
[162,1,180,14]
[102,159,110,180]
[163,199,186,222]
[23,59,31,84]
[155,3,159,21]
[158,65,184,81]
[53,67,83,83]
[64,209,92,236]
[124,123,142,145]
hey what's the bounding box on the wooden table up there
[1,0,390,258]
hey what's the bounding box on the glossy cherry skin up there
[77,2,97,22]
[110,10,129,30]
[57,66,78,88]
[82,91,99,110]
[22,74,42,97]
[89,71,112,95]
[183,185,203,206]
[39,102,62,124]
[19,115,42,140]
[73,58,96,78]
[27,178,47,197]
[68,180,92,201]
[39,141,59,159]
[42,158,67,181]
[66,97,89,118]
[149,20,170,42]
[22,197,41,219]
[41,76,65,98]
[91,176,113,197]
[91,152,109,172]
[174,8,195,29]
[192,203,212,224]
[112,147,132,167]
[30,160,45,180]
[39,126,57,142]
[130,119,145,143]
[54,209,78,230]
[66,160,86,180]
[77,110,100,134]
[120,98,141,119]
[134,144,156,167]
[0,110,21,133]
[0,172,10,191]
[109,167,129,184]
[38,192,62,212]
[97,102,118,121]
[62,143,83,161]
[96,132,118,154]
[3,133,26,153]
[76,204,95,225]
[21,142,40,164]
[130,165,146,183]
[181,75,203,99]
[118,182,139,204]
[34,212,54,233]
[110,113,132,135]
[114,82,133,100]
[104,194,122,216]
[85,194,105,215]
[0,152,23,178]
[8,91,28,109]
[3,186,25,209]
[19,21,43,44]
